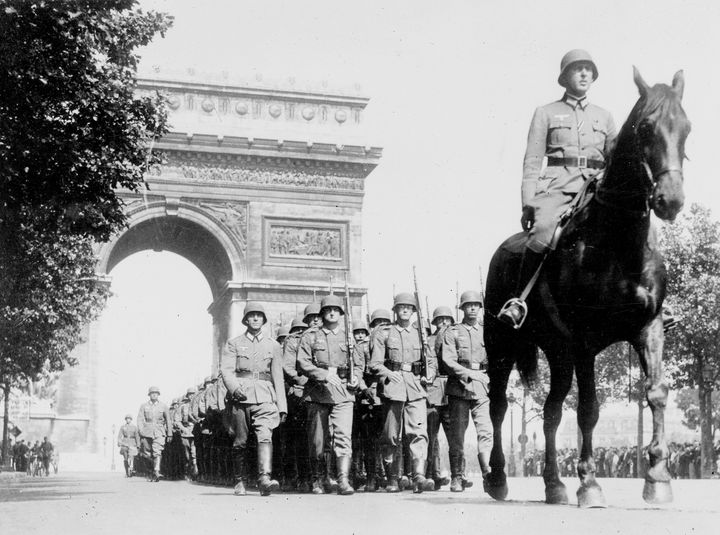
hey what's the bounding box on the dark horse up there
[484,68,690,507]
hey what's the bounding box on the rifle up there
[479,265,486,325]
[343,271,358,387]
[412,266,429,381]
[365,292,371,325]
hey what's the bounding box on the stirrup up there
[497,298,528,330]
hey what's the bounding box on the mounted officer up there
[221,301,288,496]
[498,49,616,328]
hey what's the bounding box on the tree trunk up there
[698,379,715,479]
[1,382,9,466]
[637,396,645,478]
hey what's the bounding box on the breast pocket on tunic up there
[592,120,608,148]
[548,117,573,147]
[235,347,251,372]
[387,340,401,361]
[312,339,328,366]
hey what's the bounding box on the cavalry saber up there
[344,271,358,387]
[412,265,429,381]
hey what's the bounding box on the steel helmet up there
[558,49,598,86]
[203,376,212,385]
[369,308,393,327]
[290,318,307,332]
[303,303,321,323]
[432,306,455,325]
[124,414,133,420]
[320,294,345,315]
[459,290,484,308]
[352,319,369,335]
[186,386,197,396]
[147,385,160,395]
[392,292,417,310]
[276,325,290,340]
[242,301,267,326]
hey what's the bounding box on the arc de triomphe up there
[51,68,382,456]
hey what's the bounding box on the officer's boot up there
[429,437,449,488]
[336,456,355,495]
[398,447,410,491]
[450,454,464,492]
[384,449,400,493]
[127,455,134,477]
[257,442,280,496]
[461,456,473,489]
[412,458,436,493]
[152,455,161,482]
[364,444,377,492]
[311,458,325,494]
[323,452,339,493]
[497,249,546,329]
[231,448,246,496]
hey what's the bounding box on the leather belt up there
[237,370,272,381]
[385,361,423,375]
[458,360,487,371]
[547,156,604,170]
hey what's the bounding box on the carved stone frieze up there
[149,151,365,191]
[269,226,342,259]
[182,198,248,253]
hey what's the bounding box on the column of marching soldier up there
[119,290,492,496]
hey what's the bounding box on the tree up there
[660,203,720,478]
[0,0,172,463]
[674,387,720,438]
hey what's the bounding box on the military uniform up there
[117,418,140,477]
[221,324,287,496]
[370,321,437,491]
[523,94,616,253]
[441,320,492,484]
[353,335,383,491]
[137,393,172,481]
[296,323,365,495]
[175,390,199,479]
[426,330,451,486]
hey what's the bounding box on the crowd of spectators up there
[521,441,719,479]
[6,437,56,476]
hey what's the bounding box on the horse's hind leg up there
[542,352,574,504]
[574,353,606,508]
[634,319,673,504]
[484,333,519,501]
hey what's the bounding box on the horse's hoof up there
[643,479,673,504]
[484,474,508,501]
[545,483,569,505]
[577,483,607,508]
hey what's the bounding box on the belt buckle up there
[577,155,587,168]
[470,362,480,370]
[252,371,260,381]
[401,363,412,372]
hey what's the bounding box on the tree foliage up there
[674,387,720,435]
[0,1,172,384]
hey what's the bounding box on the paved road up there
[1,472,717,535]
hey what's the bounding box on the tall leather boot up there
[232,448,246,496]
[364,443,377,492]
[450,453,464,492]
[323,452,338,493]
[152,455,161,482]
[412,458,435,493]
[336,456,355,495]
[478,452,491,493]
[384,449,400,493]
[429,437,449,488]
[497,249,546,328]
[257,442,279,496]
[461,456,473,489]
[311,458,325,494]
[127,455,134,477]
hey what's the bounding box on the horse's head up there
[632,67,690,222]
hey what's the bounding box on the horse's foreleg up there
[486,348,514,501]
[574,355,606,508]
[543,357,573,505]
[634,319,673,504]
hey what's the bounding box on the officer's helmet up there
[392,292,417,311]
[459,290,483,308]
[124,414,133,420]
[242,301,267,326]
[320,294,345,316]
[558,49,598,86]
[147,385,160,396]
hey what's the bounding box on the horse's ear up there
[672,70,685,100]
[633,66,649,97]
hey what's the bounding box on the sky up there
[94,0,720,434]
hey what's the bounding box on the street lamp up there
[507,392,516,477]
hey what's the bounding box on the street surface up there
[1,472,717,535]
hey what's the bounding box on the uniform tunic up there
[137,400,172,457]
[522,94,616,252]
[441,321,493,460]
[296,325,365,459]
[117,423,140,458]
[220,331,287,449]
